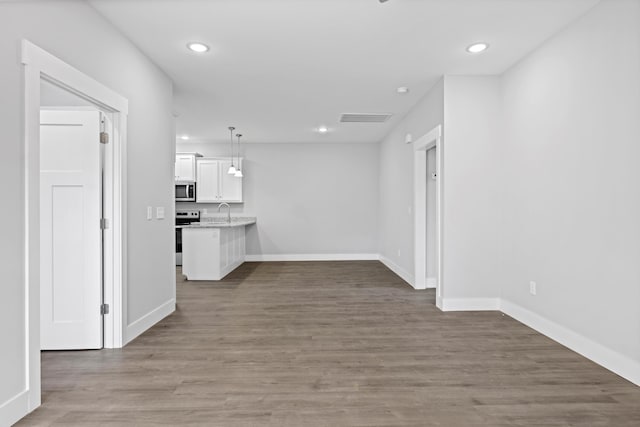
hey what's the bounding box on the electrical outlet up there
[529,281,537,296]
[156,207,165,219]
[146,206,153,220]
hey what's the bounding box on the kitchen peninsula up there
[181,217,256,280]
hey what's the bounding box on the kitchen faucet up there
[218,202,231,223]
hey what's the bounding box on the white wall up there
[176,142,379,257]
[501,0,640,374]
[442,76,503,301]
[378,78,444,283]
[0,1,175,422]
[378,0,640,384]
[377,75,503,301]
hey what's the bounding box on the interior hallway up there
[18,261,640,426]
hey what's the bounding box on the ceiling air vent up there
[340,113,393,123]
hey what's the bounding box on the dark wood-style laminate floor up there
[18,261,640,426]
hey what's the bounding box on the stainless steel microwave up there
[175,182,196,202]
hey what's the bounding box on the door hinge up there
[100,132,109,144]
[100,218,109,230]
[100,304,109,315]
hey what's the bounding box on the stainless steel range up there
[175,210,200,265]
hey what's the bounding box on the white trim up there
[0,390,29,427]
[125,299,175,345]
[23,59,41,415]
[440,298,501,311]
[413,125,444,301]
[430,295,640,386]
[245,253,379,262]
[22,41,128,114]
[501,299,640,387]
[426,277,437,289]
[21,40,129,417]
[102,113,127,349]
[379,255,415,288]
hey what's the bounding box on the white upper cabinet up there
[196,158,243,203]
[195,159,220,202]
[175,153,201,182]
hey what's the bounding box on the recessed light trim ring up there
[187,42,210,53]
[466,42,489,54]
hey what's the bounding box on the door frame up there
[22,40,129,411]
[413,125,444,309]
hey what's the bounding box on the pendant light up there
[227,126,236,174]
[234,133,243,178]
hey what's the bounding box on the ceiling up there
[89,0,599,144]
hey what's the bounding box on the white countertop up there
[183,217,256,229]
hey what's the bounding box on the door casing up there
[22,40,129,412]
[413,125,444,308]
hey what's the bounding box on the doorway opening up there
[425,146,437,289]
[22,40,129,411]
[413,125,444,309]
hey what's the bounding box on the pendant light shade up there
[234,133,243,178]
[227,126,236,174]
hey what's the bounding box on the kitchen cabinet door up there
[219,158,243,203]
[175,154,196,182]
[196,159,220,202]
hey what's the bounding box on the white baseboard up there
[379,255,415,288]
[440,297,501,311]
[245,253,379,262]
[501,299,640,387]
[437,297,640,386]
[426,277,437,289]
[125,298,175,345]
[0,390,29,427]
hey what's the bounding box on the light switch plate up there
[156,207,165,219]
[147,206,153,220]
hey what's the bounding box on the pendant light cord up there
[228,126,235,166]
[236,133,242,169]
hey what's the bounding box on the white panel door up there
[40,110,102,350]
[196,159,220,202]
[219,159,243,203]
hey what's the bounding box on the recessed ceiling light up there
[187,42,209,53]
[317,126,329,134]
[180,135,190,140]
[466,42,489,54]
[397,87,409,94]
